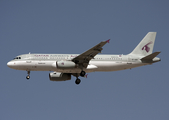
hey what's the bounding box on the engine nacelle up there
[56,60,76,69]
[49,72,71,81]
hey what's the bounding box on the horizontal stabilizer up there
[141,52,161,63]
[141,52,161,60]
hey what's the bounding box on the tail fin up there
[129,32,157,56]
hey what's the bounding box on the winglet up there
[106,39,110,43]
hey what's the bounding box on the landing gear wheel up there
[75,79,81,85]
[26,75,30,80]
[80,71,86,77]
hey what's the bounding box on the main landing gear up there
[25,70,86,84]
[80,71,86,77]
[26,71,30,80]
[75,70,86,85]
[75,78,81,85]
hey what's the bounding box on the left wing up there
[72,39,110,68]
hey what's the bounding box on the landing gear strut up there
[26,71,30,80]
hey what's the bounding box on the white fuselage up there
[6,32,161,84]
[7,53,150,73]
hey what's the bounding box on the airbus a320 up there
[7,32,161,84]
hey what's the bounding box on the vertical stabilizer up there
[129,32,156,56]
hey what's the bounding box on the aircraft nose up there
[7,61,14,68]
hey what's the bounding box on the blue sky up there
[1,0,169,120]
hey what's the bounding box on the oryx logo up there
[61,62,64,65]
[142,41,153,53]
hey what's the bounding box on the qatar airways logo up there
[61,62,64,65]
[142,41,153,53]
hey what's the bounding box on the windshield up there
[13,57,21,60]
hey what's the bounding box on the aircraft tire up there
[80,71,86,77]
[26,75,30,80]
[75,79,81,85]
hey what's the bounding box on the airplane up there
[7,32,161,85]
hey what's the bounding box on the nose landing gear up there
[26,71,30,80]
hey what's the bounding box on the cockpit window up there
[14,57,21,59]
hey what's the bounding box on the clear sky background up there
[1,0,169,120]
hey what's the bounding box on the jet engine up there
[56,60,76,69]
[49,72,71,81]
